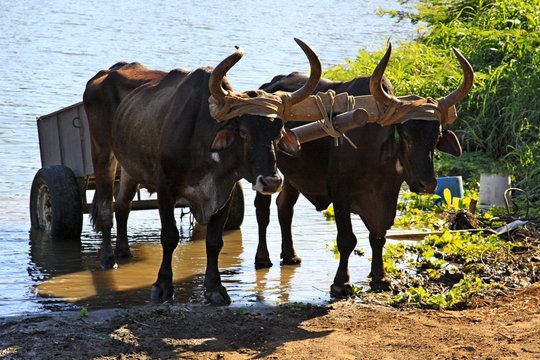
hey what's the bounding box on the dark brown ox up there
[82,38,321,304]
[255,45,474,295]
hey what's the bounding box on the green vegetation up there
[324,0,539,209]
[394,187,478,230]
[320,181,536,309]
[383,227,525,309]
[386,174,539,309]
[380,187,527,309]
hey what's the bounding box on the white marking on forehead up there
[396,159,404,174]
[211,152,221,163]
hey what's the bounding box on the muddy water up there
[0,0,416,317]
[34,183,371,310]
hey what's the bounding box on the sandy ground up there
[1,283,539,359]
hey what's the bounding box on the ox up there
[254,44,474,296]
[83,38,322,304]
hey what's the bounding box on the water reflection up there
[33,223,243,307]
[253,265,300,305]
[30,209,356,310]
[29,228,84,279]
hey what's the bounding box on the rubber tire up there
[30,165,83,239]
[224,181,244,230]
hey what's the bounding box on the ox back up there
[254,72,457,295]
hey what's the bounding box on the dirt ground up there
[1,283,539,360]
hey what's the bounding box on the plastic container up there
[479,174,511,207]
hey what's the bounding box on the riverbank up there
[1,283,539,359]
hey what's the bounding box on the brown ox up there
[82,38,321,304]
[254,44,474,296]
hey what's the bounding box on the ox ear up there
[210,127,236,152]
[277,129,301,157]
[379,127,399,163]
[437,129,462,157]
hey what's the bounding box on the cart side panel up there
[37,102,94,178]
[58,106,84,177]
[78,105,94,176]
[37,114,62,169]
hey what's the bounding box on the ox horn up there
[289,37,322,105]
[209,46,245,104]
[438,48,474,110]
[369,42,401,107]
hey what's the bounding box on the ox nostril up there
[418,180,437,194]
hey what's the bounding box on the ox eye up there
[239,128,248,140]
[394,128,401,143]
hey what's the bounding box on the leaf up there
[453,197,460,210]
[80,307,89,317]
[443,188,452,207]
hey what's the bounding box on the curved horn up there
[438,48,474,109]
[369,42,401,107]
[289,38,322,105]
[209,46,245,104]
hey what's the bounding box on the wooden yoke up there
[282,90,456,123]
[290,108,369,144]
[283,90,457,145]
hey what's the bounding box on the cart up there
[29,102,244,239]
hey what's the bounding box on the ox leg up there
[151,191,178,303]
[368,233,391,292]
[91,145,118,270]
[114,170,138,259]
[360,192,395,292]
[204,197,232,305]
[254,193,273,268]
[330,192,356,297]
[276,181,301,265]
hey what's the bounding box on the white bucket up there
[479,174,511,207]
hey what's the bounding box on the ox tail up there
[89,195,103,232]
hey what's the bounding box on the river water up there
[0,0,416,317]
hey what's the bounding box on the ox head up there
[208,38,321,194]
[371,43,474,194]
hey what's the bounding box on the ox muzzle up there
[252,172,283,195]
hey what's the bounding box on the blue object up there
[435,176,464,204]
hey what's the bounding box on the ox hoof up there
[370,278,391,292]
[204,286,231,306]
[100,257,118,271]
[114,247,133,259]
[330,283,354,298]
[255,258,273,269]
[281,255,302,266]
[150,283,175,303]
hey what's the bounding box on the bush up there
[325,0,540,207]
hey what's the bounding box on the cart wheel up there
[30,165,83,239]
[224,181,244,230]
